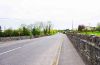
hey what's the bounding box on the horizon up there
[0,18,99,30]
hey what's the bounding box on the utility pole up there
[88,22,91,27]
[72,20,73,30]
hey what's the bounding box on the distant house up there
[85,26,96,31]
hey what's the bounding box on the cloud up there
[0,0,100,29]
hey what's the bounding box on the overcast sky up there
[0,0,100,30]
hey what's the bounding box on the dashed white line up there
[0,47,22,56]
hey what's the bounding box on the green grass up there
[80,31,100,36]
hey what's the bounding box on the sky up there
[0,0,100,30]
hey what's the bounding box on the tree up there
[42,21,53,35]
[0,26,2,37]
[12,30,19,36]
[0,22,54,37]
[3,29,13,37]
[78,25,85,32]
[17,28,23,36]
[22,26,30,36]
[47,21,52,34]
[20,24,32,36]
[96,22,100,31]
[32,27,41,36]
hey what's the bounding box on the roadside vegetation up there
[80,31,100,36]
[78,22,100,36]
[0,22,58,37]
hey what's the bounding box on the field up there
[80,31,100,36]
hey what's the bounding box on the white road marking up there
[0,47,22,55]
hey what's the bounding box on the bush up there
[3,29,13,37]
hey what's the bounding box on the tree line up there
[78,22,100,32]
[0,22,58,37]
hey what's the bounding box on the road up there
[0,33,63,65]
[58,35,85,65]
[0,33,86,65]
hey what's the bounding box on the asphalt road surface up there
[0,33,85,65]
[0,33,63,65]
[58,35,85,65]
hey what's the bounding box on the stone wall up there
[0,36,33,42]
[67,33,100,65]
